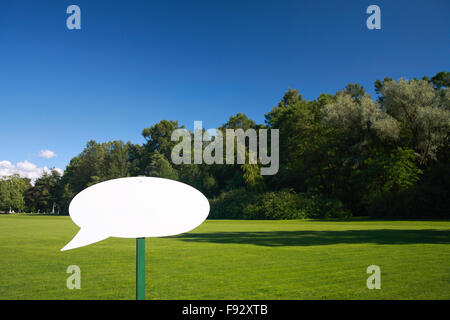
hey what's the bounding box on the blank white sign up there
[61,177,210,251]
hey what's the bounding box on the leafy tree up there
[374,77,393,103]
[58,140,131,212]
[178,164,219,197]
[212,113,263,193]
[430,71,450,89]
[146,152,179,180]
[344,83,366,102]
[242,163,264,191]
[357,147,422,207]
[381,79,450,165]
[142,120,182,160]
[9,71,445,219]
[0,175,30,212]
[27,170,61,213]
[264,89,319,190]
[219,113,258,130]
[324,91,399,143]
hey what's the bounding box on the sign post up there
[61,177,210,300]
[136,237,146,300]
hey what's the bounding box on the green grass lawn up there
[0,214,449,300]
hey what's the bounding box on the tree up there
[210,113,263,193]
[28,170,61,213]
[16,71,448,219]
[0,175,29,212]
[264,89,318,190]
[344,83,366,102]
[381,78,450,165]
[146,152,179,180]
[142,120,182,160]
[58,140,131,213]
[430,71,450,89]
[324,91,399,143]
[374,77,393,103]
[357,147,422,207]
[219,113,258,130]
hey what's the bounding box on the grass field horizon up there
[0,215,449,300]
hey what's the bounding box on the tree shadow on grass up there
[173,229,450,247]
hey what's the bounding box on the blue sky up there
[0,0,449,178]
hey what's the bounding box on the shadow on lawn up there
[173,229,450,247]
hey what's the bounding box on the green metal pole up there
[136,237,146,300]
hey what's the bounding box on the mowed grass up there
[0,215,449,300]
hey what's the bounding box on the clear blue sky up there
[0,0,449,175]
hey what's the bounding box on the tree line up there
[1,72,449,218]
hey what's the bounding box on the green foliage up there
[4,72,448,219]
[62,140,130,194]
[263,89,327,191]
[306,195,351,219]
[57,140,131,213]
[242,163,264,191]
[381,78,450,164]
[142,120,182,160]
[344,83,366,102]
[243,190,306,220]
[0,175,29,212]
[430,71,450,89]
[27,170,62,213]
[209,188,256,219]
[361,147,422,202]
[220,112,258,130]
[368,163,449,219]
[324,91,399,142]
[146,153,179,180]
[210,189,350,220]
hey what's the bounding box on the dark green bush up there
[307,195,351,218]
[243,190,308,219]
[210,189,350,219]
[209,188,256,219]
[368,163,450,219]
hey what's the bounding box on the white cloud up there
[0,160,63,183]
[39,150,57,159]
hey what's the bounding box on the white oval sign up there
[61,177,210,251]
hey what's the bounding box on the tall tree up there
[142,120,182,160]
[0,175,30,212]
[58,140,131,212]
[28,170,61,213]
[381,78,450,165]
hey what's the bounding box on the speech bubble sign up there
[61,177,210,251]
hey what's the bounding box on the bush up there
[307,195,351,218]
[209,188,257,219]
[210,189,350,220]
[368,163,450,219]
[243,190,307,219]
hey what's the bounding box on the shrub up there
[209,188,256,219]
[244,190,308,220]
[210,189,350,220]
[307,195,351,218]
[368,163,450,219]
